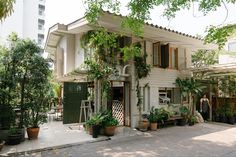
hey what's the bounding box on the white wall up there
[75,34,85,68]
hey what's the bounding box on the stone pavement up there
[10,122,236,157]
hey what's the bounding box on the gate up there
[63,82,87,124]
[112,100,124,126]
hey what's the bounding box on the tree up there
[0,0,15,21]
[0,34,52,128]
[83,0,236,48]
[176,77,204,115]
[192,50,218,68]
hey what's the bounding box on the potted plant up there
[7,127,22,145]
[85,118,96,135]
[188,115,197,126]
[104,117,119,136]
[178,106,189,126]
[24,104,47,139]
[89,113,105,138]
[148,107,158,131]
[225,109,235,125]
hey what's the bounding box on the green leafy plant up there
[148,107,158,123]
[179,106,190,119]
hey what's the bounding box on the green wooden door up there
[63,82,87,124]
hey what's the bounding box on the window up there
[169,47,178,69]
[38,5,45,16]
[153,42,161,66]
[159,88,181,105]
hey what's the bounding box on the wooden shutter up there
[153,42,160,66]
[161,44,169,68]
[175,48,178,69]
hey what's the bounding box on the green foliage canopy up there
[84,0,236,48]
[0,0,15,21]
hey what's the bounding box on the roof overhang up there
[45,12,217,56]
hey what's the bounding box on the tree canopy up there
[0,0,15,21]
[84,0,236,49]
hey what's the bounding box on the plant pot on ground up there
[178,106,190,126]
[88,113,105,138]
[24,109,47,139]
[148,107,158,131]
[7,127,22,145]
[226,110,235,125]
[104,117,119,136]
[0,140,5,151]
[138,119,149,131]
[188,115,197,126]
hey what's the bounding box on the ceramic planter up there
[105,126,116,136]
[27,127,40,139]
[150,123,157,131]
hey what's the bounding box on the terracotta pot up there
[27,127,40,139]
[0,140,5,151]
[138,120,149,131]
[150,123,157,131]
[105,126,116,136]
[88,126,93,135]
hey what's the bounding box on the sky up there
[45,0,236,37]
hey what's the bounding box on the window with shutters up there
[153,42,161,66]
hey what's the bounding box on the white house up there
[45,12,216,127]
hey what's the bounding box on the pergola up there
[190,63,236,78]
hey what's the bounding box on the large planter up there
[18,128,25,142]
[177,119,186,126]
[7,133,22,145]
[150,123,157,131]
[227,117,235,125]
[138,120,149,131]
[27,127,40,139]
[92,125,100,138]
[0,140,5,151]
[105,126,116,136]
[0,129,10,142]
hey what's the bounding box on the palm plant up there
[176,77,205,115]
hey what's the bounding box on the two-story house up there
[45,12,216,128]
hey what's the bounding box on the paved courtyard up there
[8,122,236,157]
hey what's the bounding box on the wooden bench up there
[164,116,183,126]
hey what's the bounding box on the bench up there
[164,116,183,126]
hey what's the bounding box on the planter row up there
[213,116,236,125]
[86,125,117,138]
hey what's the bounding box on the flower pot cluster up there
[85,110,119,138]
[144,106,198,131]
[0,35,51,145]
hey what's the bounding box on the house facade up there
[45,12,215,127]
